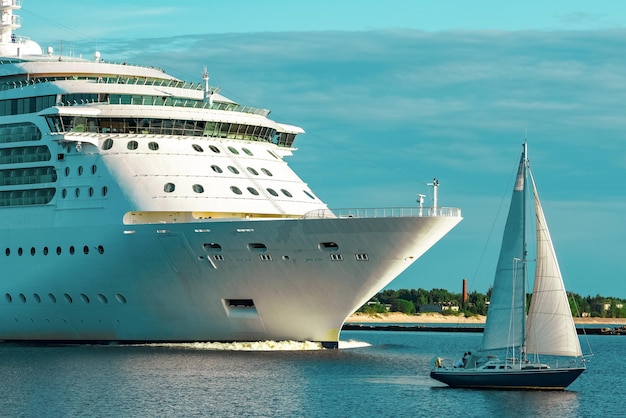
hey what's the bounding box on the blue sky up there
[17,1,626,298]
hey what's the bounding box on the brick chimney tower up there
[462,278,468,306]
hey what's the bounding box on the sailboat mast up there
[521,142,529,358]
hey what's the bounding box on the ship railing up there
[302,207,462,219]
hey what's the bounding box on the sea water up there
[0,331,622,417]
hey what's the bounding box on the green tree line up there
[357,288,626,318]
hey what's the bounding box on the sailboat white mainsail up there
[526,171,582,357]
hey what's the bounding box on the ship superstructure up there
[0,2,461,347]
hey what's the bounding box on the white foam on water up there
[136,339,371,351]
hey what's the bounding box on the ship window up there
[226,299,255,308]
[33,293,41,303]
[319,242,339,252]
[91,165,97,174]
[211,165,223,173]
[115,293,127,304]
[227,166,239,174]
[89,187,94,197]
[304,190,316,200]
[65,167,70,176]
[227,146,239,155]
[127,140,139,150]
[64,293,73,303]
[98,245,104,254]
[5,248,9,256]
[43,247,48,255]
[247,243,267,252]
[75,188,80,197]
[18,247,23,256]
[192,144,204,152]
[101,186,108,196]
[49,293,57,303]
[78,166,83,176]
[30,247,35,256]
[62,189,67,198]
[247,167,259,176]
[230,186,242,195]
[209,145,221,153]
[69,246,75,255]
[261,168,273,176]
[148,142,159,151]
[192,184,205,193]
[242,148,253,156]
[203,242,222,252]
[97,293,108,304]
[56,246,62,255]
[164,183,175,193]
[281,189,293,198]
[247,187,259,196]
[102,138,114,150]
[267,188,278,197]
[19,293,26,303]
[83,245,89,255]
[81,293,90,303]
[5,293,12,303]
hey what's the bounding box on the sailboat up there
[430,143,586,390]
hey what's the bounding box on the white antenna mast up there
[427,178,439,216]
[202,66,213,107]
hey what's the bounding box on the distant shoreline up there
[346,312,626,325]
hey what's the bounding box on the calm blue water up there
[0,331,621,417]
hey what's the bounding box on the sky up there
[15,1,626,298]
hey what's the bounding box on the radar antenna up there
[202,66,213,107]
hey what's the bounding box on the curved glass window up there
[148,142,159,151]
[164,183,175,193]
[247,167,259,176]
[304,190,316,200]
[192,184,205,193]
[211,165,223,173]
[192,144,204,152]
[102,138,114,150]
[230,186,242,195]
[227,146,239,155]
[281,189,293,198]
[242,148,253,156]
[227,166,240,174]
[261,168,273,176]
[127,140,139,150]
[267,188,279,197]
[209,145,221,154]
[247,187,259,196]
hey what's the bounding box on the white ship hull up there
[1,215,460,346]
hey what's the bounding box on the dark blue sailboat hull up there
[430,367,585,390]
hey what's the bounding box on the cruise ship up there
[0,2,462,348]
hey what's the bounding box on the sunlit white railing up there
[302,207,462,219]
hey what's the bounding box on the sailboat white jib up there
[430,142,586,390]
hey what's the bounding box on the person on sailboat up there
[454,353,467,368]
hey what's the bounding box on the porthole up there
[62,188,67,198]
[83,245,89,255]
[43,247,48,255]
[211,165,223,173]
[164,182,175,193]
[33,293,41,303]
[18,247,23,256]
[75,188,80,197]
[203,243,222,252]
[69,246,75,255]
[193,184,205,193]
[101,186,108,196]
[64,293,73,303]
[227,146,239,155]
[97,293,108,304]
[267,188,279,197]
[192,144,204,152]
[19,293,26,303]
[102,138,114,150]
[209,145,221,153]
[89,187,94,197]
[30,247,35,256]
[242,148,253,156]
[304,190,316,200]
[281,189,293,198]
[56,246,62,255]
[230,186,242,195]
[49,293,57,303]
[97,245,104,254]
[115,293,127,304]
[148,141,159,151]
[65,167,70,176]
[78,166,84,176]
[80,293,90,303]
[261,168,273,176]
[227,166,240,174]
[247,167,259,176]
[5,248,9,256]
[5,293,12,303]
[91,164,98,174]
[247,187,259,196]
[127,140,139,150]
